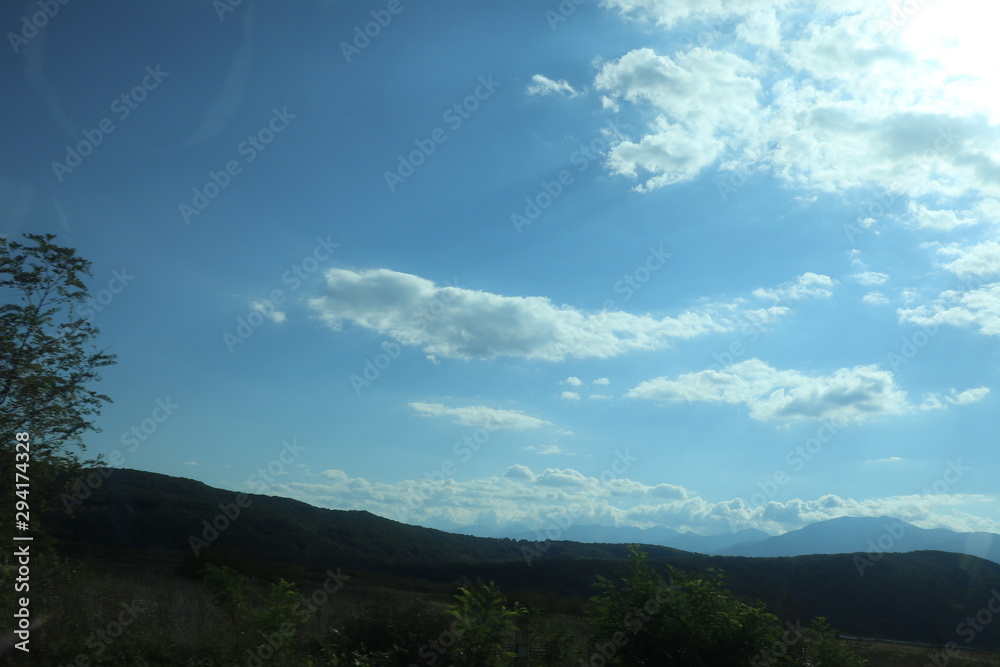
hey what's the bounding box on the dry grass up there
[852,639,1000,667]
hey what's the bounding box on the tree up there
[0,233,116,534]
[447,581,524,666]
[585,545,869,666]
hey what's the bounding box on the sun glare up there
[897,1,1000,83]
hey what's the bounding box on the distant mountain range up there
[493,516,1000,565]
[718,515,1000,564]
[501,523,770,554]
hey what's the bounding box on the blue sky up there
[4,0,999,537]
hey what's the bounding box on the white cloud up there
[862,292,889,306]
[919,393,945,411]
[589,394,613,401]
[898,283,1000,336]
[603,118,725,191]
[595,47,760,131]
[591,3,1000,199]
[409,402,550,430]
[938,241,1000,278]
[751,272,837,302]
[561,376,583,387]
[736,8,782,51]
[250,299,286,324]
[948,386,990,405]
[921,387,987,411]
[626,358,911,424]
[560,391,581,401]
[524,444,576,456]
[722,491,1000,536]
[595,46,761,190]
[852,271,889,286]
[527,74,578,97]
[600,0,805,29]
[864,457,903,466]
[593,377,611,386]
[503,464,536,482]
[907,202,978,231]
[309,268,806,361]
[257,462,998,537]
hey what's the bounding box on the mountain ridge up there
[717,515,1000,564]
[48,467,1000,650]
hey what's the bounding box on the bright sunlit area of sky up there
[2,0,998,537]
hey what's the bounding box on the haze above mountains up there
[480,516,1000,565]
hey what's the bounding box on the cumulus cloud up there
[600,0,799,29]
[626,358,911,424]
[862,292,889,306]
[592,2,1000,199]
[736,7,782,51]
[852,272,889,286]
[409,402,550,430]
[561,377,583,387]
[898,283,1000,336]
[560,391,581,401]
[527,74,578,97]
[595,47,761,191]
[252,462,998,536]
[593,377,611,386]
[907,202,979,231]
[309,268,806,361]
[937,241,1000,278]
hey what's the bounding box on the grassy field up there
[852,639,1000,667]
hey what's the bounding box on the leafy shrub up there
[446,581,524,667]
[334,597,453,665]
[584,544,868,666]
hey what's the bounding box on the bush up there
[334,597,453,665]
[584,545,868,666]
[446,581,524,667]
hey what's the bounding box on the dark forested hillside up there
[48,468,1000,651]
[50,468,686,573]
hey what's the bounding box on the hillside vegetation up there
[0,467,993,665]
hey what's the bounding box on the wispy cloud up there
[898,284,1000,336]
[527,74,578,97]
[409,402,550,430]
[752,273,837,302]
[865,457,903,466]
[852,272,889,286]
